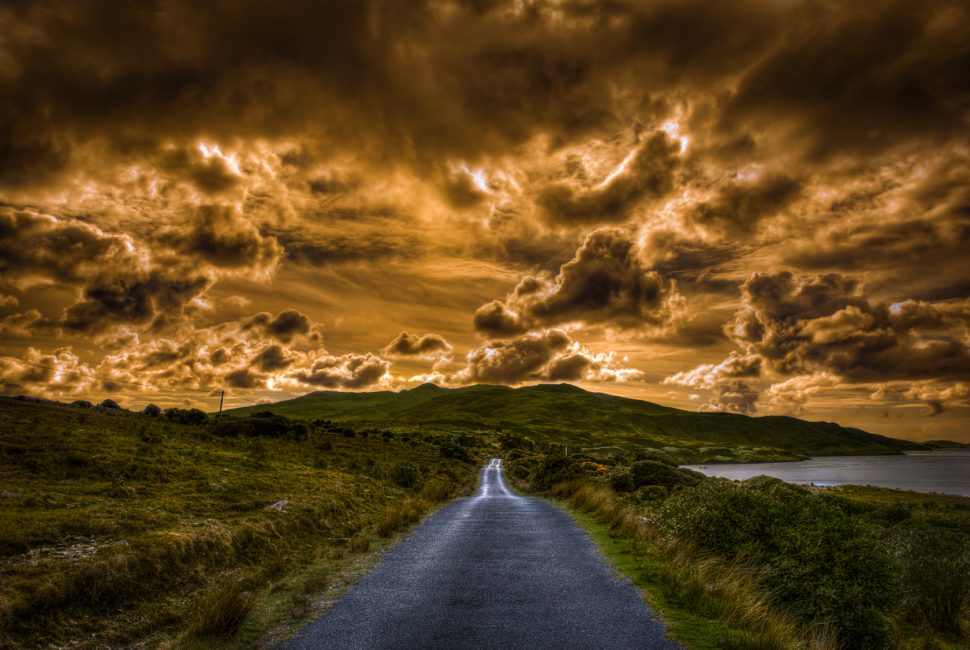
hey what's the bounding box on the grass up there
[0,397,478,648]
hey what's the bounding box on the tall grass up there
[186,579,254,639]
[550,480,837,650]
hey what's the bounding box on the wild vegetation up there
[508,448,970,650]
[0,396,479,648]
[2,386,966,649]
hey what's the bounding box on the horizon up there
[1,1,969,443]
[11,380,966,445]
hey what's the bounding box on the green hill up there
[226,383,925,462]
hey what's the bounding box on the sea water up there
[682,450,970,497]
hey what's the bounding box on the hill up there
[226,383,925,462]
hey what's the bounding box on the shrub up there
[70,399,93,409]
[439,438,472,462]
[390,462,421,489]
[530,455,581,491]
[609,471,635,493]
[889,521,970,633]
[629,460,700,490]
[658,477,899,648]
[163,407,207,425]
[141,404,161,417]
[209,413,308,439]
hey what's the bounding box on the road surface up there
[288,458,677,649]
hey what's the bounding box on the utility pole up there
[217,390,224,419]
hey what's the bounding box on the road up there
[287,458,677,649]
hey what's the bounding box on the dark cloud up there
[278,231,413,267]
[459,329,572,384]
[686,174,801,236]
[160,205,282,274]
[291,354,389,389]
[383,331,453,358]
[0,0,967,185]
[474,228,680,336]
[0,208,140,285]
[717,2,970,159]
[700,380,759,415]
[156,145,241,195]
[546,354,592,381]
[453,328,643,385]
[535,132,679,224]
[241,309,315,344]
[225,367,266,389]
[0,347,95,397]
[61,271,210,333]
[252,344,294,372]
[727,272,970,382]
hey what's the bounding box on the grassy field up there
[226,383,929,463]
[0,397,478,648]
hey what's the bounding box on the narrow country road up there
[288,459,677,649]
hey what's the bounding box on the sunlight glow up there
[461,163,489,193]
[598,147,638,188]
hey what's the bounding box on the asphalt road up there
[288,458,677,649]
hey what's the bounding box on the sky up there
[1,0,968,442]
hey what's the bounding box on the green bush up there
[658,477,899,648]
[439,438,473,462]
[390,462,421,489]
[209,414,308,439]
[141,404,161,417]
[889,521,970,633]
[629,460,701,490]
[529,455,581,491]
[163,407,207,425]
[609,471,634,493]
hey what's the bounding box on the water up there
[682,450,970,497]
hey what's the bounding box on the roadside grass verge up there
[0,398,478,648]
[549,480,836,650]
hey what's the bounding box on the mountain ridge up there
[225,382,928,462]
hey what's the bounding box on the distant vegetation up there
[509,447,970,649]
[0,396,479,647]
[226,383,928,463]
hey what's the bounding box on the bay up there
[681,449,970,497]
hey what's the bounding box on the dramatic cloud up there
[0,347,97,397]
[290,354,390,390]
[383,332,453,359]
[727,272,970,382]
[474,229,682,336]
[159,205,282,277]
[535,132,680,224]
[668,272,970,416]
[1,0,968,439]
[663,352,762,390]
[685,174,802,237]
[452,329,643,385]
[700,380,759,415]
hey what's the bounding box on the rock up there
[70,400,93,409]
[266,498,289,512]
